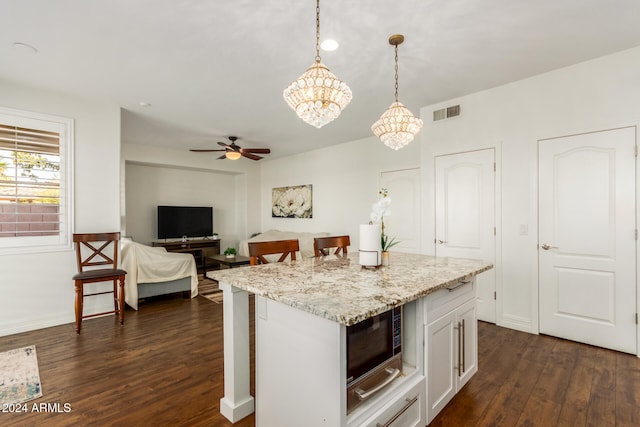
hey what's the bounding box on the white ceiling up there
[3,0,640,159]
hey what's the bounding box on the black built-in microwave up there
[346,306,402,413]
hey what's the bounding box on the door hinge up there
[635,229,638,241]
[494,291,497,300]
[636,313,638,324]
[493,162,496,172]
[635,145,638,157]
[494,227,496,236]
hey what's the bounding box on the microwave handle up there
[354,367,401,401]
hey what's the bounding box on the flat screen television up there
[157,205,213,239]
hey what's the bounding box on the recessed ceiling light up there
[13,42,38,54]
[139,101,152,107]
[320,39,339,52]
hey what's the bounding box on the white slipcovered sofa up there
[121,239,199,310]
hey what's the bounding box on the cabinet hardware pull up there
[355,367,401,401]
[457,321,462,377]
[446,280,470,292]
[375,396,419,427]
[461,318,466,374]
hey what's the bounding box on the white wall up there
[258,135,421,249]
[125,163,238,247]
[0,79,121,336]
[420,46,640,333]
[121,143,262,252]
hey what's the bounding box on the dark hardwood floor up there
[1,294,254,427]
[430,320,640,427]
[1,294,639,426]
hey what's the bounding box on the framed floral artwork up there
[272,184,313,218]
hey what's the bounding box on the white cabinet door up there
[426,298,478,424]
[425,311,456,424]
[456,298,477,389]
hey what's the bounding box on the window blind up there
[0,124,61,237]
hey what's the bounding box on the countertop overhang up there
[209,252,493,326]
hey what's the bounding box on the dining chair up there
[314,235,351,257]
[72,232,127,333]
[248,239,300,265]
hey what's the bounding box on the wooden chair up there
[314,235,351,257]
[72,232,127,334]
[248,239,300,265]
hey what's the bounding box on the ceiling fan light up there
[225,151,242,160]
[371,101,424,150]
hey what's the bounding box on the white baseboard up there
[497,314,535,334]
[0,312,74,338]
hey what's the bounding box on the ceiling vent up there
[433,105,461,121]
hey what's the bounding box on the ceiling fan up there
[190,136,271,161]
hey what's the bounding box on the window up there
[0,107,73,253]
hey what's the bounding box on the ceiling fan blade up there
[195,136,268,160]
[241,151,262,161]
[242,148,271,154]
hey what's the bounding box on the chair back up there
[73,232,121,273]
[314,235,351,257]
[248,239,300,265]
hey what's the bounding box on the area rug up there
[0,345,42,405]
[199,277,224,304]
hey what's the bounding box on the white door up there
[435,150,496,323]
[380,168,421,253]
[539,127,636,353]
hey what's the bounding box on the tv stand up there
[152,238,220,275]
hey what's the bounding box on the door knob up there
[541,243,558,250]
[435,239,447,244]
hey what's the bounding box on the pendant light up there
[371,34,423,150]
[283,0,352,128]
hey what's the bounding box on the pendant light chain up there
[394,43,399,102]
[315,0,321,63]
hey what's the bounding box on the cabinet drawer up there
[424,279,475,322]
[362,377,424,427]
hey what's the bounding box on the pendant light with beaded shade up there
[283,0,352,128]
[371,34,423,150]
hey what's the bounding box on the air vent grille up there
[433,104,461,121]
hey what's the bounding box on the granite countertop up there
[208,252,493,326]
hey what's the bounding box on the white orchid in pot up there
[370,188,399,265]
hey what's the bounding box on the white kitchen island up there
[208,252,492,426]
